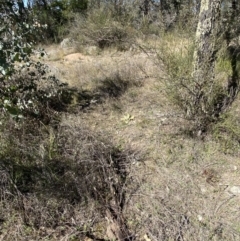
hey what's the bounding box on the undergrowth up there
[159,32,239,134]
[70,7,136,51]
[0,114,140,240]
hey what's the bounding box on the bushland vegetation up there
[1,0,240,240]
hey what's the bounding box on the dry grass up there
[1,34,240,240]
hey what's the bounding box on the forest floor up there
[1,36,240,241]
[41,37,240,240]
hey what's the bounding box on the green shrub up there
[28,0,88,43]
[0,3,77,122]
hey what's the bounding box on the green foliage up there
[31,2,67,42]
[216,57,232,76]
[30,0,88,42]
[0,1,66,120]
[69,0,88,12]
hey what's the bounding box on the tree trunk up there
[226,0,239,99]
[193,0,221,82]
[190,0,222,130]
[140,0,151,16]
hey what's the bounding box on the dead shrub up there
[56,116,140,239]
[70,8,136,51]
[0,114,140,240]
[93,72,143,100]
[159,33,233,134]
[213,112,240,154]
[97,75,129,98]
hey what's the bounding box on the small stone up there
[144,234,152,241]
[197,215,203,222]
[229,186,240,195]
[200,187,207,193]
[233,165,238,171]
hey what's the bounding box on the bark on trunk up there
[189,0,222,131]
[226,0,239,99]
[193,0,221,82]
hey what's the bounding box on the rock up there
[144,233,152,241]
[228,186,240,195]
[60,38,74,48]
[85,46,98,55]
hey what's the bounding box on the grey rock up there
[60,38,74,48]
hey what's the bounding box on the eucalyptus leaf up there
[5,105,20,117]
[0,2,63,119]
[0,68,6,75]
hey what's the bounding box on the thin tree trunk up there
[141,0,151,16]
